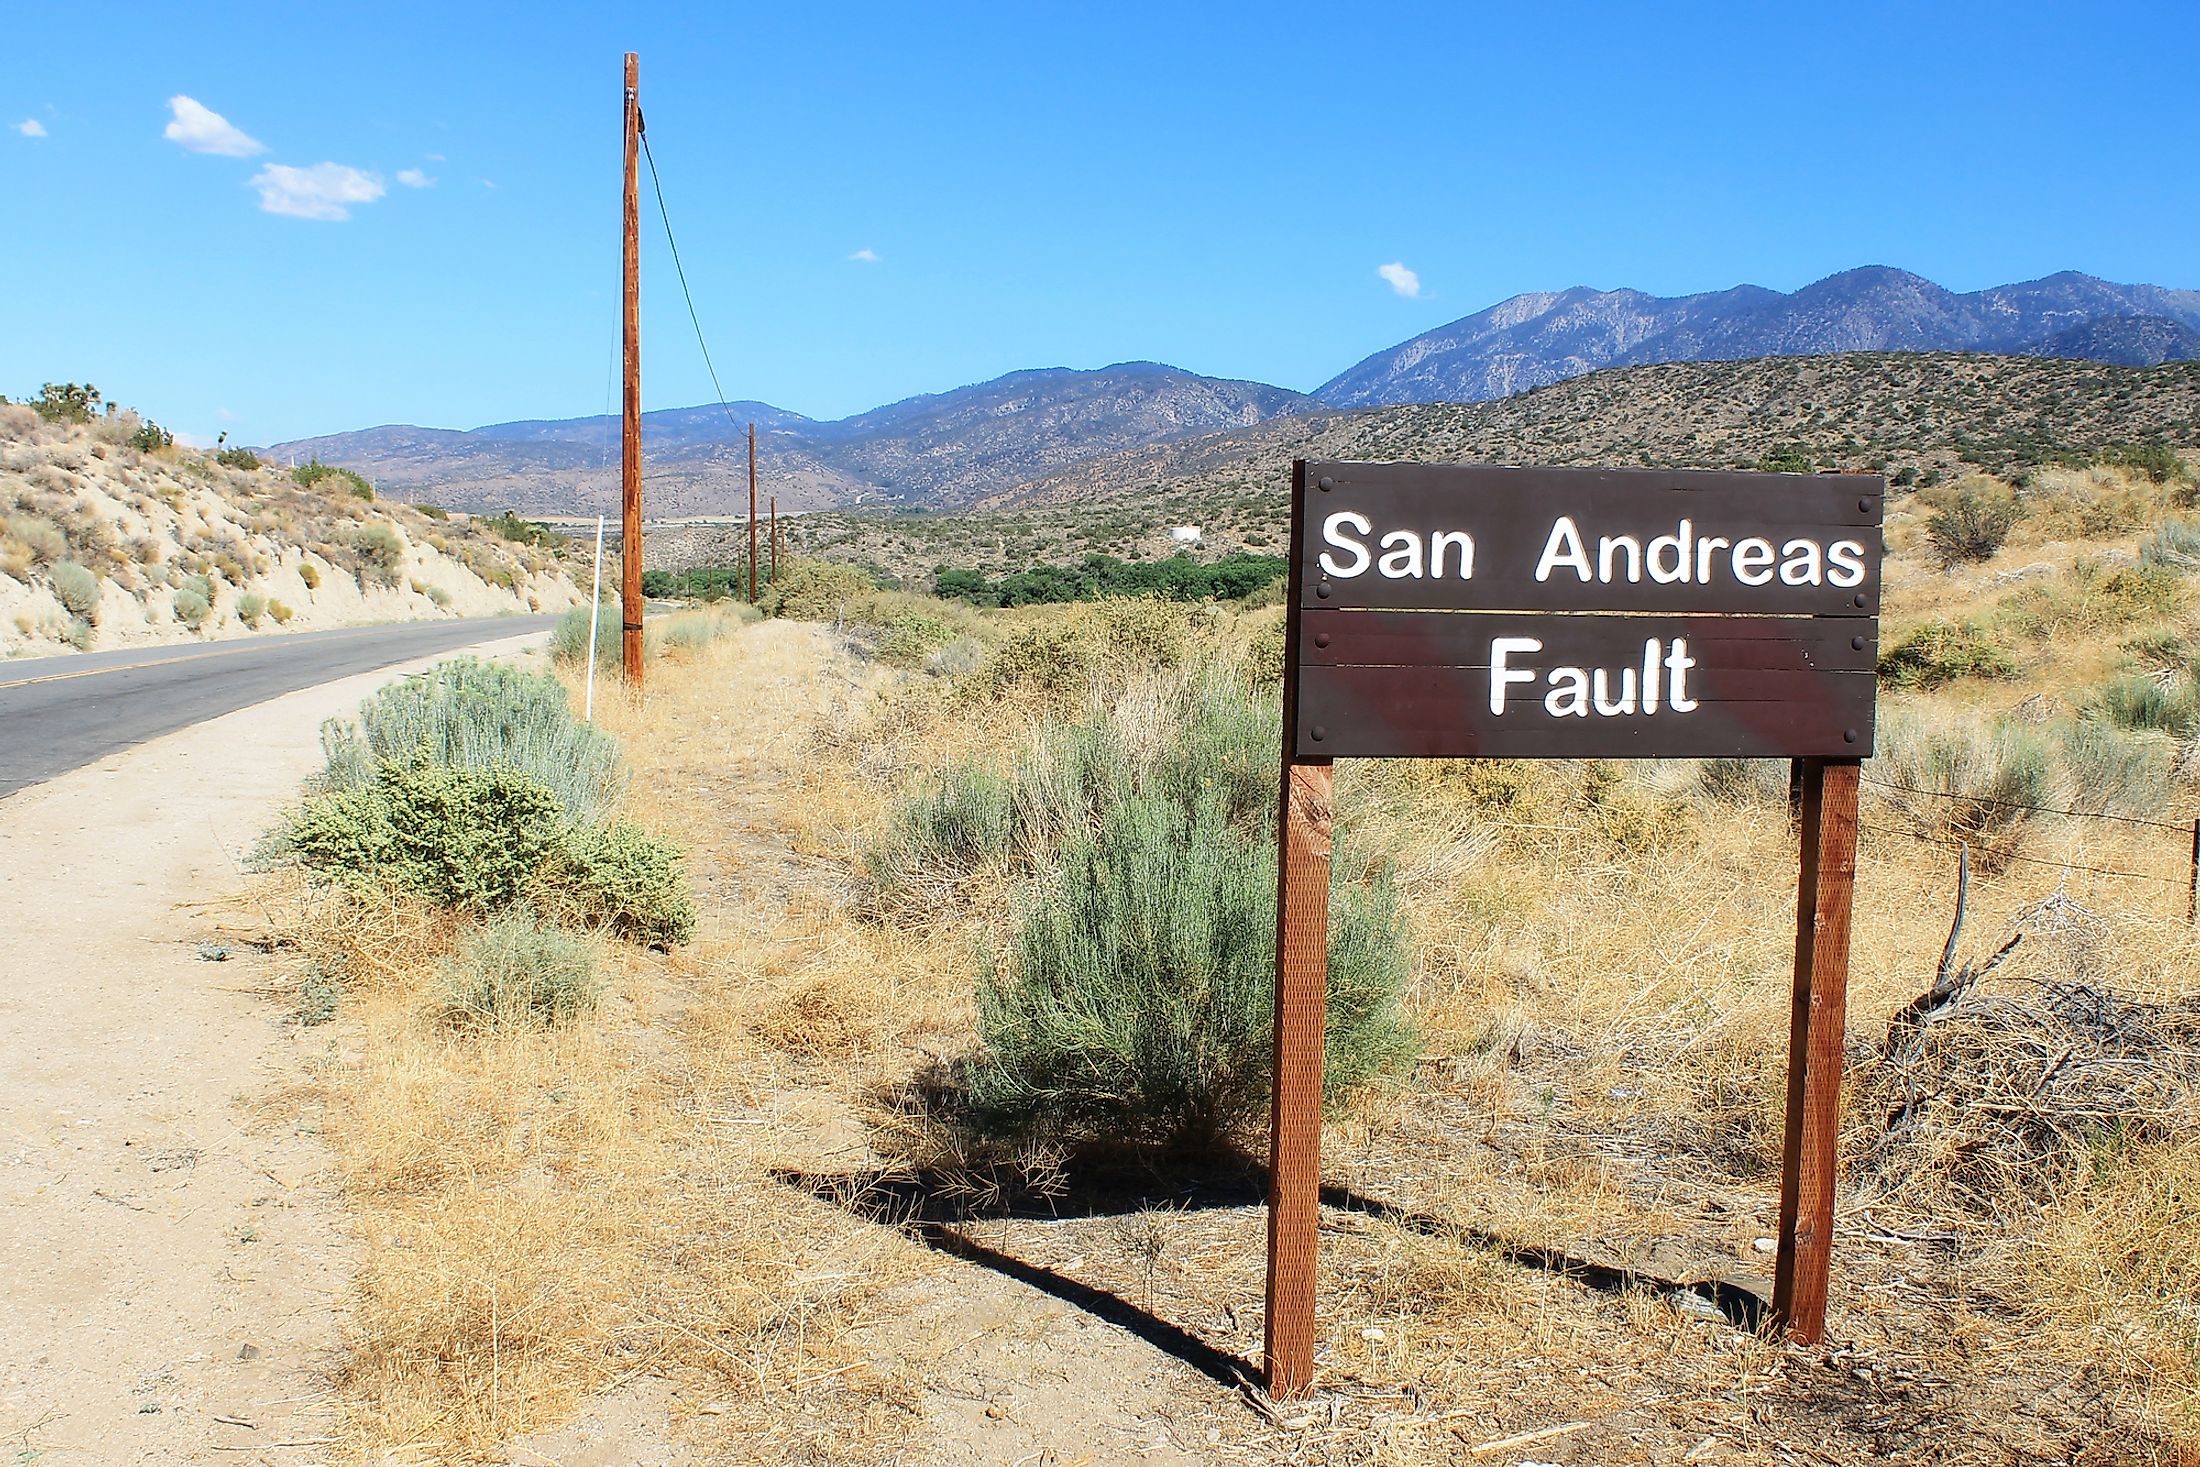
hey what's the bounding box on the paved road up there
[0,615,560,799]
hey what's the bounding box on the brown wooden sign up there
[1263,459,1881,1400]
[1290,461,1881,760]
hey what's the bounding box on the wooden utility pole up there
[619,51,644,684]
[769,495,778,584]
[747,422,759,603]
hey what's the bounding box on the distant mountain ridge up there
[269,267,2197,516]
[270,363,1313,518]
[1315,268,2200,406]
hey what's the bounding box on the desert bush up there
[478,512,557,548]
[294,459,375,500]
[215,446,262,471]
[2100,440,2190,486]
[128,419,173,453]
[1871,712,2054,869]
[173,573,214,629]
[2057,719,2175,817]
[443,910,603,1028]
[965,599,1192,709]
[30,382,99,425]
[236,591,268,626]
[298,561,322,590]
[660,612,723,652]
[2141,517,2200,572]
[317,657,625,826]
[1926,482,2021,565]
[355,523,406,585]
[269,599,294,624]
[856,602,961,667]
[549,604,650,672]
[1877,618,2018,689]
[545,821,697,947]
[864,764,1018,907]
[1698,757,1790,804]
[2095,674,2200,741]
[761,559,876,621]
[967,789,1413,1151]
[47,561,100,621]
[7,514,66,566]
[1998,559,2185,639]
[286,761,568,912]
[62,617,93,651]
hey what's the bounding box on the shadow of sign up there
[771,1155,1771,1392]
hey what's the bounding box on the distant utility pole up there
[769,495,778,585]
[747,422,759,604]
[620,50,645,685]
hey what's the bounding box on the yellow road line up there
[0,627,421,692]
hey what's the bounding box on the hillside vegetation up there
[773,351,2200,585]
[0,395,583,657]
[269,440,2200,1462]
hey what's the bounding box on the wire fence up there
[1852,770,2200,916]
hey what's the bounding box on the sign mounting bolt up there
[1315,581,1332,599]
[1853,593,1868,609]
[1844,728,1858,743]
[1313,632,1331,648]
[1309,725,1326,742]
[1851,635,1866,651]
[1317,476,1335,492]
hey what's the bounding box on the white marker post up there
[585,512,605,722]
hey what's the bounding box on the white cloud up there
[1377,261,1421,298]
[849,247,880,263]
[16,119,46,138]
[395,167,434,188]
[163,95,264,157]
[424,152,446,162]
[250,162,386,220]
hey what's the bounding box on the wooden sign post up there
[1267,459,1882,1395]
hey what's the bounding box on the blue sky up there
[3,2,2195,445]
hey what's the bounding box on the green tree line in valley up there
[935,551,1287,607]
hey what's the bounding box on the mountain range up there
[269,267,2200,517]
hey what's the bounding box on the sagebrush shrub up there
[1871,713,2055,869]
[317,657,625,825]
[236,591,267,626]
[48,560,100,620]
[7,515,66,566]
[443,911,603,1028]
[968,790,1414,1151]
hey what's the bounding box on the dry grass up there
[264,472,2200,1462]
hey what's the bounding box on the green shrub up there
[316,657,625,826]
[762,559,877,621]
[2101,441,2189,486]
[129,420,173,453]
[546,821,696,947]
[549,604,637,673]
[417,503,450,521]
[1926,485,2021,565]
[443,910,603,1028]
[298,561,322,590]
[2095,674,2200,740]
[236,591,268,626]
[269,599,294,624]
[172,574,212,629]
[864,764,1018,909]
[2141,517,2200,572]
[47,561,100,620]
[285,761,567,911]
[216,447,262,471]
[967,790,1413,1151]
[30,382,100,424]
[293,459,375,500]
[1871,713,2054,870]
[660,612,723,652]
[2057,719,2175,818]
[63,616,93,651]
[478,512,557,548]
[1877,619,2018,690]
[355,523,405,585]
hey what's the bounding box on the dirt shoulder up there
[0,630,544,1466]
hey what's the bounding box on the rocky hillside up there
[779,352,2200,585]
[269,363,1316,520]
[1,403,584,658]
[1316,269,2200,407]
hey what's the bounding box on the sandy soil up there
[0,631,545,1465]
